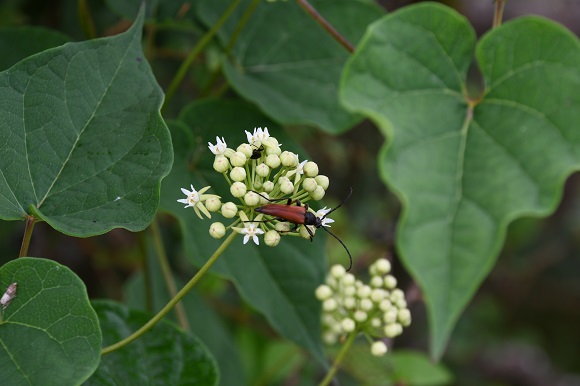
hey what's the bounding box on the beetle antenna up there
[321,227,353,271]
[321,187,353,219]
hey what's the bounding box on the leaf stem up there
[150,217,190,330]
[161,0,242,112]
[19,215,36,258]
[295,0,354,53]
[493,0,506,29]
[101,230,238,355]
[318,332,357,386]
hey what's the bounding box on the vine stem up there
[493,0,506,29]
[150,218,190,330]
[161,0,242,112]
[101,231,238,355]
[295,0,354,53]
[19,215,36,257]
[318,332,357,386]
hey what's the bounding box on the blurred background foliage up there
[1,0,580,385]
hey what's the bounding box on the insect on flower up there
[254,187,354,270]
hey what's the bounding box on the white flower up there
[208,136,228,155]
[177,185,219,219]
[241,223,265,245]
[286,159,307,184]
[315,207,335,227]
[245,127,270,144]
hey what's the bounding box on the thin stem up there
[295,0,354,53]
[162,0,242,112]
[492,0,506,29]
[150,218,190,330]
[226,0,261,53]
[101,231,238,355]
[318,332,357,386]
[19,215,36,257]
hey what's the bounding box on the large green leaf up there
[0,8,172,237]
[159,99,328,365]
[86,300,218,386]
[0,258,101,385]
[341,3,580,358]
[196,0,384,133]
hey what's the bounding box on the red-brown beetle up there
[254,187,353,270]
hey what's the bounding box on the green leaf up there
[159,99,328,365]
[87,300,218,386]
[340,345,452,386]
[124,270,245,386]
[0,258,101,385]
[0,8,173,237]
[197,0,384,133]
[0,27,70,71]
[341,3,580,358]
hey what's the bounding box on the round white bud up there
[343,297,356,309]
[380,300,394,313]
[370,317,381,328]
[354,310,367,323]
[322,298,337,312]
[315,285,333,300]
[230,166,246,182]
[265,154,281,169]
[343,285,356,297]
[275,222,291,232]
[256,191,270,205]
[264,230,280,246]
[370,276,384,288]
[342,273,355,286]
[304,161,319,177]
[374,258,391,274]
[384,275,397,289]
[262,181,274,192]
[314,175,329,190]
[383,309,397,323]
[244,191,260,206]
[230,182,247,198]
[398,309,411,326]
[370,288,386,303]
[237,143,253,158]
[266,145,281,156]
[302,178,317,192]
[360,299,374,311]
[323,332,338,345]
[310,186,325,200]
[384,323,403,338]
[256,163,270,177]
[370,341,388,357]
[330,265,346,278]
[221,202,238,218]
[279,180,294,195]
[213,155,230,173]
[299,225,314,240]
[357,285,372,299]
[205,196,221,212]
[209,222,226,239]
[230,151,247,167]
[391,289,405,301]
[280,151,298,167]
[395,299,407,309]
[341,318,356,333]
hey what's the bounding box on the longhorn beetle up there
[254,187,353,270]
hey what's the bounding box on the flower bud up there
[262,181,274,192]
[341,318,356,333]
[280,151,298,167]
[370,276,384,288]
[354,310,367,323]
[302,178,317,192]
[213,155,230,173]
[256,163,270,177]
[357,285,372,298]
[279,179,294,195]
[380,300,394,313]
[323,298,337,312]
[398,309,411,326]
[230,166,246,182]
[265,154,281,168]
[384,323,403,338]
[360,299,373,311]
[299,225,314,239]
[209,222,226,239]
[383,309,397,323]
[384,275,397,289]
[342,273,355,286]
[343,285,356,297]
[230,151,247,167]
[374,258,391,274]
[391,289,405,301]
[205,196,221,212]
[370,341,388,357]
[330,265,346,278]
[257,192,270,205]
[370,288,386,303]
[314,175,329,190]
[265,144,281,156]
[237,143,253,158]
[304,161,319,177]
[244,191,260,206]
[315,285,333,300]
[370,317,381,328]
[343,297,356,309]
[310,186,325,200]
[221,202,238,218]
[230,182,247,198]
[323,332,338,345]
[275,222,291,232]
[264,230,281,246]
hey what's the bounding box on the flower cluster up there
[178,128,332,246]
[315,259,411,357]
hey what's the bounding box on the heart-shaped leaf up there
[0,258,101,385]
[0,8,172,237]
[341,3,580,358]
[86,300,218,386]
[196,0,384,133]
[159,99,328,365]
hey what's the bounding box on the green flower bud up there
[341,318,356,333]
[398,309,411,326]
[314,175,329,190]
[244,191,260,206]
[213,155,230,173]
[384,275,397,289]
[299,225,314,239]
[230,182,247,198]
[263,181,274,192]
[256,163,270,177]
[310,185,325,200]
[374,258,391,274]
[302,177,317,192]
[280,179,294,195]
[323,298,337,312]
[370,341,388,357]
[230,166,246,182]
[354,310,367,323]
[209,222,226,239]
[265,154,281,168]
[237,143,253,158]
[315,284,333,300]
[265,144,281,156]
[304,161,319,177]
[221,202,238,218]
[275,222,291,232]
[280,151,298,167]
[384,323,403,338]
[230,151,247,167]
[330,265,346,278]
[257,191,270,205]
[264,230,280,246]
[205,196,221,212]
